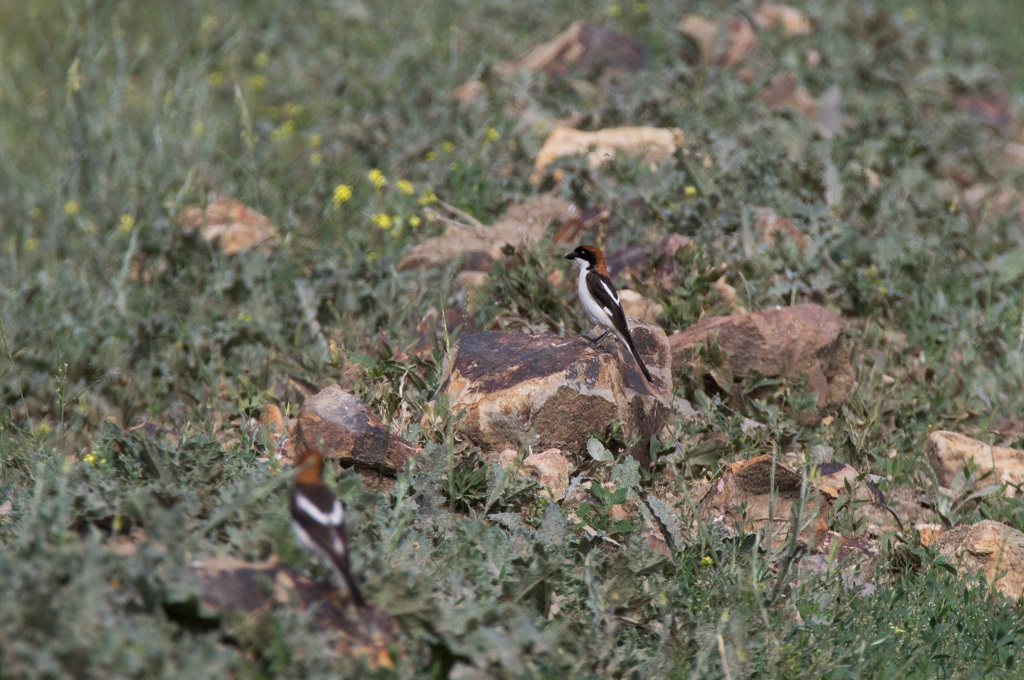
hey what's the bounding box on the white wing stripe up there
[599,279,619,305]
[296,493,344,526]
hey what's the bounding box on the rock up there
[915,522,944,547]
[753,206,810,251]
[296,385,420,474]
[436,326,672,466]
[699,454,831,549]
[755,4,813,36]
[498,447,572,500]
[926,430,1024,497]
[678,16,719,66]
[799,532,877,597]
[758,72,844,138]
[933,521,1024,600]
[721,16,757,68]
[531,126,684,183]
[524,448,571,499]
[668,304,852,422]
[551,205,609,245]
[859,485,937,538]
[493,21,645,81]
[260,404,286,438]
[176,197,278,255]
[712,277,746,314]
[399,194,574,271]
[618,289,663,323]
[188,556,397,666]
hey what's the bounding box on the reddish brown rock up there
[176,197,278,255]
[926,430,1024,497]
[296,385,419,474]
[189,556,396,666]
[933,521,1024,600]
[436,325,671,466]
[668,304,851,421]
[753,206,810,251]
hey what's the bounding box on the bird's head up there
[294,448,326,484]
[564,244,608,276]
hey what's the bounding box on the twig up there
[436,199,485,229]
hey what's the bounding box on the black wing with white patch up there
[290,482,367,607]
[585,271,654,383]
[586,271,628,334]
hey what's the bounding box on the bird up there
[564,244,653,383]
[290,447,367,608]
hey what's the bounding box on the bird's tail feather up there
[616,329,654,383]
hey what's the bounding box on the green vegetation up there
[2,0,1024,676]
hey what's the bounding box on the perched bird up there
[290,448,367,608]
[564,244,653,383]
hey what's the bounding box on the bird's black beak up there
[563,253,574,260]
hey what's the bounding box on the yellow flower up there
[371,213,392,229]
[440,140,455,154]
[201,14,219,35]
[606,4,621,17]
[397,180,414,196]
[368,168,387,189]
[83,452,97,465]
[248,74,267,91]
[308,133,322,148]
[418,188,438,206]
[700,555,712,567]
[253,51,269,69]
[29,207,42,220]
[284,102,302,118]
[191,121,204,137]
[63,200,80,216]
[409,215,421,228]
[24,237,39,252]
[117,214,135,237]
[331,184,353,206]
[236,312,253,322]
[483,127,500,143]
[309,152,322,166]
[207,71,224,87]
[425,151,436,161]
[269,119,294,143]
[684,185,697,197]
[37,424,50,438]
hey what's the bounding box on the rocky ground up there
[3,1,1024,677]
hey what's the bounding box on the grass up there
[2,0,1024,676]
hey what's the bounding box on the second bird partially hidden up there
[290,448,367,608]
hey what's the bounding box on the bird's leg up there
[583,328,613,348]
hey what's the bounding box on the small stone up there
[296,385,420,475]
[523,448,571,500]
[933,521,1024,600]
[176,197,278,255]
[926,430,1024,497]
[699,454,831,549]
[531,126,684,183]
